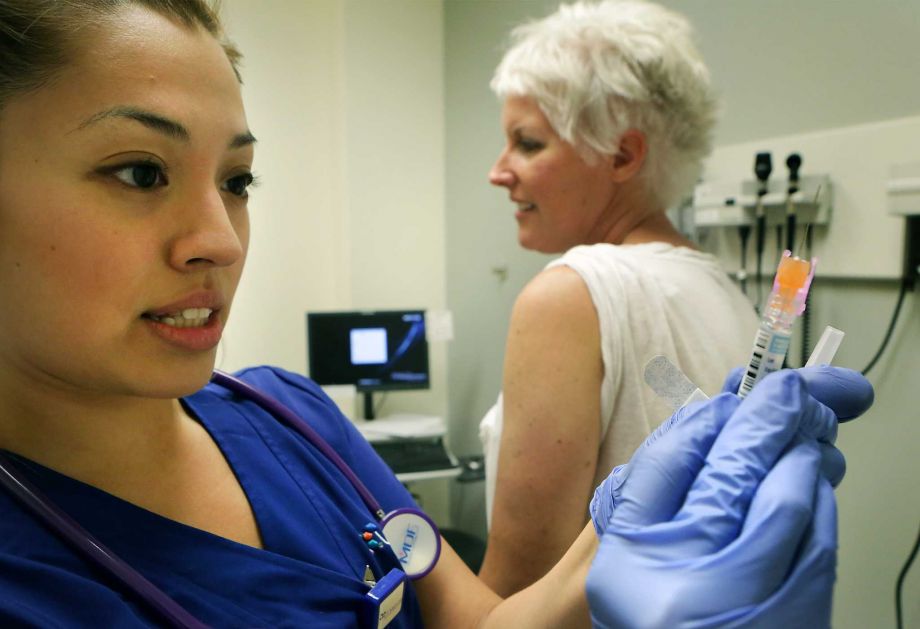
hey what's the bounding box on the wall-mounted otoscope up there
[784,153,812,365]
[737,220,751,296]
[785,153,802,252]
[753,152,773,311]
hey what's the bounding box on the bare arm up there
[478,266,604,596]
[414,523,597,628]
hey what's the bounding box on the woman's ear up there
[610,129,648,183]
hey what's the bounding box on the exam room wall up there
[219,0,347,372]
[217,0,448,423]
[444,1,920,626]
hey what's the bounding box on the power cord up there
[860,277,910,376]
[895,521,920,629]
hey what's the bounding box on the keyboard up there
[371,437,457,474]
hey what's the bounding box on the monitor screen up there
[307,310,430,392]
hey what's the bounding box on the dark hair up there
[0,0,242,110]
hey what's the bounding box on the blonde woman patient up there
[478,0,759,596]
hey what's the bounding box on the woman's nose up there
[489,153,515,188]
[168,188,245,271]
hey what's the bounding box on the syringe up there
[737,250,815,398]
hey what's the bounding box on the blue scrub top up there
[0,366,425,628]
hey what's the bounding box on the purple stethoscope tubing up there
[0,452,208,629]
[211,371,441,578]
[0,370,439,628]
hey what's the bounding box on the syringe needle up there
[797,223,812,258]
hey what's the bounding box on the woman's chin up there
[131,357,218,399]
[517,229,541,251]
[518,234,566,255]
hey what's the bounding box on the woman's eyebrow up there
[77,106,190,141]
[75,105,257,148]
[230,130,257,149]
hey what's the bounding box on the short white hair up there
[491,0,717,209]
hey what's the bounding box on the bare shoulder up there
[504,265,600,365]
[511,265,596,327]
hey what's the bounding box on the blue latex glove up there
[721,365,872,422]
[585,369,874,628]
[590,365,873,535]
[721,364,872,489]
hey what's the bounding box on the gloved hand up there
[585,369,874,628]
[721,365,872,422]
[720,364,872,490]
[590,365,873,535]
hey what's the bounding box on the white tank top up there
[479,242,758,527]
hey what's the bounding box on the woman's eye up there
[111,163,166,189]
[517,138,544,153]
[223,172,255,198]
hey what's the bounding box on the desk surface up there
[354,414,446,442]
[395,467,462,483]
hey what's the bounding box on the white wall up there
[444,1,920,626]
[218,0,447,423]
[821,281,920,629]
[444,0,558,457]
[663,0,920,146]
[219,0,348,373]
[342,0,448,419]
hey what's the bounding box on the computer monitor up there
[307,310,430,419]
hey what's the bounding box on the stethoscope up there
[0,370,441,629]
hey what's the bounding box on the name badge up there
[363,569,406,629]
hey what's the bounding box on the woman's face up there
[489,95,618,253]
[0,6,254,399]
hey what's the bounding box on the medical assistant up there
[0,366,424,628]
